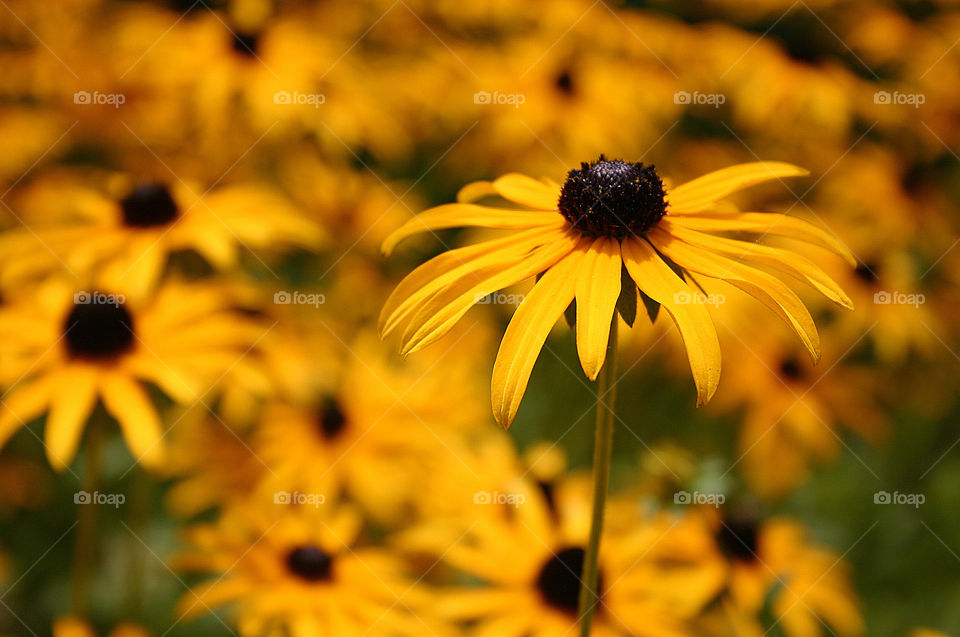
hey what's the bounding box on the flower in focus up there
[382,158,854,427]
[0,280,267,469]
[175,499,428,636]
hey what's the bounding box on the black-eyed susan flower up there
[175,499,427,636]
[381,158,854,427]
[0,171,324,299]
[0,280,267,470]
[411,473,724,637]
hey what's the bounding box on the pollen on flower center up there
[535,546,602,614]
[120,183,179,228]
[317,396,348,440]
[285,545,334,582]
[557,156,667,239]
[64,298,136,361]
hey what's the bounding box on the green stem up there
[577,318,619,636]
[71,417,104,615]
[124,465,149,619]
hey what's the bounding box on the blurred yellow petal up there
[45,366,100,471]
[492,173,560,210]
[100,372,165,469]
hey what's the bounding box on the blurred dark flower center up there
[854,262,880,285]
[285,545,334,582]
[558,156,667,239]
[716,519,759,562]
[64,298,135,360]
[317,396,348,440]
[120,183,179,228]
[231,31,260,57]
[535,546,601,614]
[554,69,575,96]
[778,357,805,381]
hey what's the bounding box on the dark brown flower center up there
[120,183,179,228]
[231,31,260,57]
[535,546,601,614]
[64,297,135,361]
[716,518,760,562]
[557,157,667,239]
[317,396,348,441]
[285,545,334,582]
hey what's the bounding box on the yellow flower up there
[0,280,267,470]
[381,158,854,427]
[175,499,427,636]
[0,171,323,299]
[416,474,724,637]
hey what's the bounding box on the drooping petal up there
[399,232,580,356]
[660,219,853,309]
[45,365,100,470]
[668,162,808,212]
[492,174,560,210]
[491,247,586,428]
[648,227,821,362]
[382,204,562,255]
[380,227,560,337]
[574,237,622,380]
[456,180,497,203]
[668,211,856,265]
[621,238,721,406]
[100,372,165,469]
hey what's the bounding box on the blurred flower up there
[175,499,427,636]
[52,617,148,637]
[0,279,267,469]
[382,158,852,426]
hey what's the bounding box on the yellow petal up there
[456,180,497,203]
[661,219,853,309]
[0,372,57,451]
[649,227,821,362]
[45,366,100,470]
[491,247,585,428]
[382,203,562,255]
[575,237,622,380]
[669,211,856,266]
[668,162,809,212]
[380,227,558,337]
[100,372,165,469]
[621,238,721,405]
[492,173,560,210]
[399,231,579,356]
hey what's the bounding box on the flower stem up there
[577,318,619,636]
[71,417,104,615]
